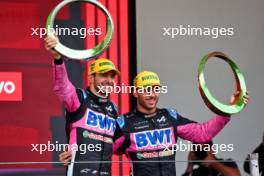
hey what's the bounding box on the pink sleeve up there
[52,62,80,112]
[177,115,230,143]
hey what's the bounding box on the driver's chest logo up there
[133,127,174,149]
[86,109,116,136]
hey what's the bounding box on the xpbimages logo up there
[0,72,22,101]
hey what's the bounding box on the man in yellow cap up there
[113,71,249,176]
[133,71,164,110]
[45,36,121,176]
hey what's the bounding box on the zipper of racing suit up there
[97,108,105,176]
[150,117,163,176]
[98,104,109,176]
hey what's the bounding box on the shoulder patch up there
[165,108,178,120]
[116,115,125,129]
[77,88,88,100]
[126,111,136,118]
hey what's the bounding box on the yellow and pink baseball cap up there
[133,71,161,88]
[88,58,120,75]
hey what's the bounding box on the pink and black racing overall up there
[53,59,118,176]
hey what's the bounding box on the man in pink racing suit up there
[113,71,249,176]
[45,36,121,176]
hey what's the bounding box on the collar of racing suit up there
[86,87,109,104]
[134,108,161,118]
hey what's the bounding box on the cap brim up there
[136,83,161,88]
[99,68,120,75]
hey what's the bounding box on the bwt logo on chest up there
[86,110,116,134]
[134,128,173,148]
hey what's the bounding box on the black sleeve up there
[113,123,124,142]
[110,102,119,117]
[54,57,63,65]
[75,88,85,104]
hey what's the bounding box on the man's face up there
[134,86,160,110]
[90,70,116,95]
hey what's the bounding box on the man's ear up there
[88,75,95,85]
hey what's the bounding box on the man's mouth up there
[146,98,156,105]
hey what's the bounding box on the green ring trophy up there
[198,51,247,116]
[46,0,114,60]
